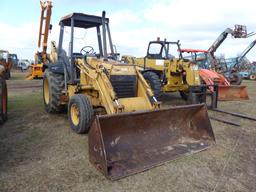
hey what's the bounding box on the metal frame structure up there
[38,0,52,63]
[234,39,256,69]
[57,11,115,84]
[145,40,183,61]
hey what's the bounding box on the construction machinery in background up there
[207,25,254,85]
[240,65,256,80]
[0,50,12,79]
[122,38,212,104]
[0,65,7,124]
[42,11,215,180]
[181,49,249,101]
[217,39,256,81]
[229,39,256,80]
[26,0,54,80]
[179,49,256,127]
[9,54,19,69]
[179,25,255,101]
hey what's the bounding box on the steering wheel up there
[80,46,95,56]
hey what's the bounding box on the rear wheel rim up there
[43,79,50,104]
[71,104,79,126]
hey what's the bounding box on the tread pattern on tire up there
[68,94,94,134]
[43,70,65,113]
[143,71,161,98]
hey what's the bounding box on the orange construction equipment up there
[26,0,53,80]
[199,69,248,101]
[181,49,249,101]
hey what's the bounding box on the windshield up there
[62,27,99,57]
[148,43,163,55]
[167,43,181,59]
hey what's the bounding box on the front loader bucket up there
[218,85,249,101]
[89,104,215,180]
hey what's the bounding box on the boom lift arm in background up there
[37,0,53,64]
[235,39,256,69]
[207,25,254,70]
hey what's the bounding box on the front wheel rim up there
[43,79,50,104]
[70,104,79,126]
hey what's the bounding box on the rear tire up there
[229,72,242,85]
[142,71,161,98]
[249,74,256,80]
[0,77,7,124]
[68,94,94,134]
[43,70,65,113]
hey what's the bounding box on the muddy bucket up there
[218,85,249,101]
[89,104,215,180]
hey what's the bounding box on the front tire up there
[0,77,7,124]
[142,71,161,98]
[43,70,65,113]
[68,94,94,134]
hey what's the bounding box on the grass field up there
[0,72,255,192]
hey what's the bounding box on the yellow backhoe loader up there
[43,11,215,180]
[122,38,211,104]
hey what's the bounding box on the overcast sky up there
[0,0,256,61]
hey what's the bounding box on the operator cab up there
[53,12,117,84]
[146,38,183,60]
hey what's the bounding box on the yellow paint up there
[43,78,49,104]
[124,55,201,93]
[70,104,79,126]
[69,56,159,115]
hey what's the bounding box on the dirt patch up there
[0,73,256,192]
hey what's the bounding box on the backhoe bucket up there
[89,104,215,180]
[218,85,249,101]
